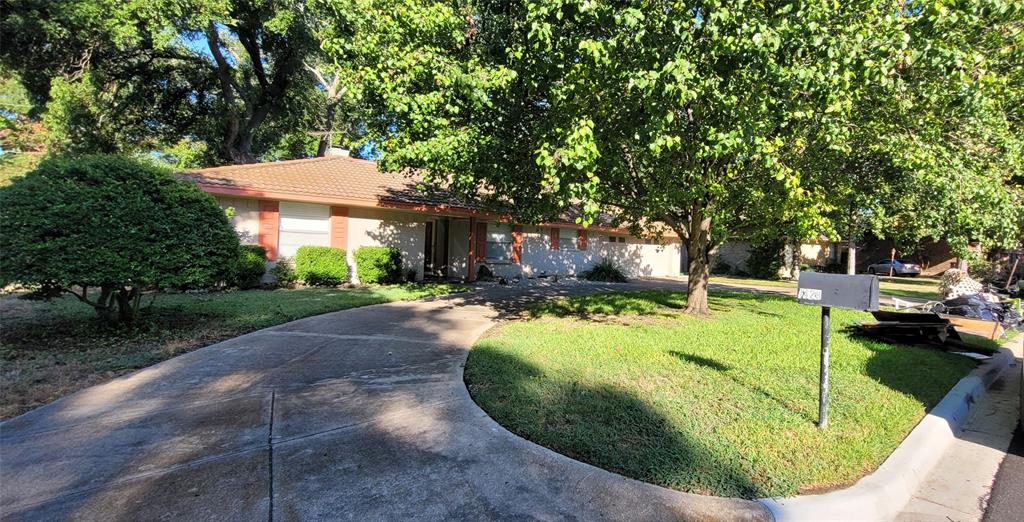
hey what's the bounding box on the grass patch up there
[710,275,797,289]
[874,276,943,300]
[0,283,467,419]
[710,275,942,301]
[466,290,975,498]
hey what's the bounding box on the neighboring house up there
[182,155,684,282]
[852,236,965,276]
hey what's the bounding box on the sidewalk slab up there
[896,361,1021,522]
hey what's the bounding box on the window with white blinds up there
[278,202,330,257]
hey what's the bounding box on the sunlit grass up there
[709,275,942,300]
[466,290,974,498]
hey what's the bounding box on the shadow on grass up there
[529,289,780,321]
[466,347,767,499]
[880,288,941,300]
[669,351,815,424]
[672,352,732,372]
[860,340,976,410]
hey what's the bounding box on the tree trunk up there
[94,285,118,325]
[846,240,857,275]
[684,204,713,315]
[228,129,260,164]
[316,102,338,157]
[114,287,140,325]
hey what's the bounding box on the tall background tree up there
[0,0,372,165]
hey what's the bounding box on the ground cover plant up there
[0,283,467,419]
[465,290,975,498]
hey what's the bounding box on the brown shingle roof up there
[181,156,474,210]
[182,156,666,235]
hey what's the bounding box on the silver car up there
[866,259,921,276]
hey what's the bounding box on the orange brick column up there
[330,206,349,249]
[258,200,280,260]
[511,225,523,264]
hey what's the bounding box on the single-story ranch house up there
[183,154,685,282]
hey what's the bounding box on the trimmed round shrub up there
[0,154,240,324]
[294,246,349,286]
[579,258,628,282]
[235,244,268,288]
[354,246,403,284]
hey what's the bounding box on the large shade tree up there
[0,0,369,164]
[798,1,1024,272]
[332,0,1021,314]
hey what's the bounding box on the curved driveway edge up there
[0,283,771,521]
[759,338,1019,522]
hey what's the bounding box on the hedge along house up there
[182,155,684,282]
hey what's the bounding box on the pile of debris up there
[849,270,1021,349]
[939,269,985,299]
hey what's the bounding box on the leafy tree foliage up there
[798,2,1024,269]
[0,68,46,183]
[339,0,1022,314]
[0,0,361,164]
[0,155,240,324]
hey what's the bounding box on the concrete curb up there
[758,343,1017,522]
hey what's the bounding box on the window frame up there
[485,223,513,263]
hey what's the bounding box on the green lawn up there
[710,275,943,301]
[465,290,974,498]
[0,283,466,419]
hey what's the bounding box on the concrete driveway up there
[0,283,769,521]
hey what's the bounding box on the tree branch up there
[234,25,270,90]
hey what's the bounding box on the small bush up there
[271,258,298,287]
[822,261,845,274]
[579,258,628,282]
[354,246,404,284]
[234,245,268,288]
[967,258,995,282]
[295,246,349,286]
[711,258,733,275]
[746,237,786,279]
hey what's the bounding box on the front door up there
[424,221,434,275]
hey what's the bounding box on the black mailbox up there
[797,272,880,311]
[797,272,880,428]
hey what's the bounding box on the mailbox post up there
[797,272,880,428]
